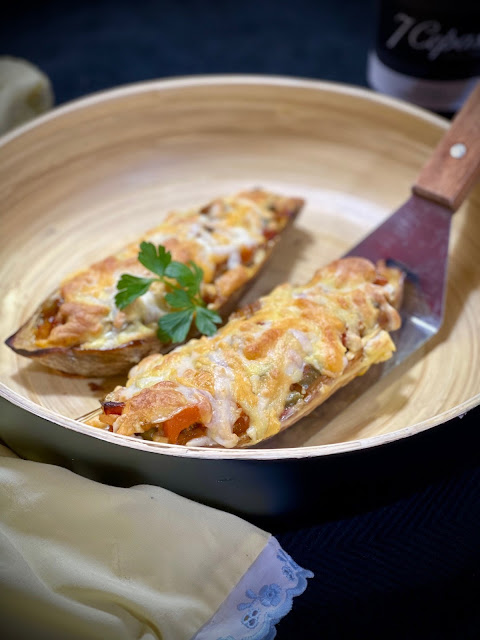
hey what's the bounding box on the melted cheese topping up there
[35,190,303,350]
[101,257,404,448]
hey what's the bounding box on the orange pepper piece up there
[162,406,202,444]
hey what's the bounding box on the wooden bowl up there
[1,76,479,520]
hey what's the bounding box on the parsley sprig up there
[115,242,222,343]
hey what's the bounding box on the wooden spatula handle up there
[413,83,480,211]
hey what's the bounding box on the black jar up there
[367,0,480,113]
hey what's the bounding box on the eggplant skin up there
[5,272,269,377]
[5,307,163,377]
[5,193,302,377]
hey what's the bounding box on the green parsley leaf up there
[115,274,155,309]
[187,260,204,292]
[157,309,194,343]
[138,241,171,277]
[116,242,222,343]
[156,325,172,344]
[164,260,203,296]
[165,288,194,310]
[195,307,222,336]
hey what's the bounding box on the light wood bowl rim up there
[1,73,478,461]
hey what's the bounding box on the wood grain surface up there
[413,83,480,211]
[0,76,479,459]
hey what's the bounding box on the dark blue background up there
[2,2,479,638]
[2,0,375,105]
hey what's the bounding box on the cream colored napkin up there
[0,57,54,134]
[0,444,270,640]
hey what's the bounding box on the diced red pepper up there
[102,401,125,415]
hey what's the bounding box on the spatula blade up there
[344,193,452,371]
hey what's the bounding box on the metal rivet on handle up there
[450,143,467,159]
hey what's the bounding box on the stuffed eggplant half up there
[92,257,404,448]
[6,189,303,376]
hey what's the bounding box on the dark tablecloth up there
[2,1,479,638]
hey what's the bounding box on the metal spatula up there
[344,83,480,375]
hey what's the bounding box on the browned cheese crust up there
[6,189,304,375]
[92,257,404,448]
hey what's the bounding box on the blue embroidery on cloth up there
[216,547,313,640]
